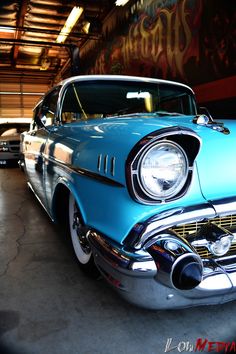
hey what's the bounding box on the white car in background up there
[0,122,30,166]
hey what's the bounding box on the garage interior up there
[0,0,236,353]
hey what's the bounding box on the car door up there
[23,87,60,208]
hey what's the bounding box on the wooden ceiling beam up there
[12,0,30,65]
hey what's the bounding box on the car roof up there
[58,75,194,93]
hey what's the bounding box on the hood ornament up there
[193,109,230,135]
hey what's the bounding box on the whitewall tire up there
[68,193,99,277]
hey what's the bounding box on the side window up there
[41,87,60,126]
[61,85,83,123]
[32,103,43,130]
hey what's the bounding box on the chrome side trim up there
[43,154,124,188]
[111,156,115,177]
[97,154,102,171]
[126,203,216,249]
[27,181,54,221]
[73,166,124,187]
[104,154,108,174]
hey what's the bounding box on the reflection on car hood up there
[62,114,236,202]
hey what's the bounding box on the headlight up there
[138,141,188,200]
[0,141,7,146]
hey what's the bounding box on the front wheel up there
[69,193,99,277]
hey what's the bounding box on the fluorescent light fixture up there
[56,6,84,44]
[115,0,130,6]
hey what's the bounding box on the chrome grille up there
[194,242,236,259]
[171,215,236,237]
[171,215,236,259]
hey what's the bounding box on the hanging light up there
[115,0,130,6]
[56,6,84,44]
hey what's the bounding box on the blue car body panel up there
[40,115,236,244]
[42,115,208,243]
[22,75,236,309]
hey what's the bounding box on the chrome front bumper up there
[89,231,236,309]
[89,199,236,309]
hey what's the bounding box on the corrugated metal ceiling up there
[0,0,115,86]
[0,0,117,118]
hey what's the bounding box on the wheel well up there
[52,184,70,229]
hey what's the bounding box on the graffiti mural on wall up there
[86,0,202,82]
[121,0,201,80]
[81,0,235,86]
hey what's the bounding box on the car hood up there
[0,134,20,141]
[61,114,236,203]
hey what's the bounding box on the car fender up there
[51,176,87,225]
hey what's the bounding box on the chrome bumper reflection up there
[89,230,236,309]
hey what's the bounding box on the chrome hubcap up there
[72,210,91,255]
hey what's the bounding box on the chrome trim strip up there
[97,154,102,171]
[111,156,115,177]
[73,166,124,187]
[130,203,216,249]
[27,181,54,221]
[104,154,108,174]
[42,154,124,188]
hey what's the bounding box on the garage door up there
[0,82,49,119]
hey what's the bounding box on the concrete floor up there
[0,166,236,354]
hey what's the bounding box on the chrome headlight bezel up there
[126,129,199,204]
[136,141,189,201]
[137,140,189,201]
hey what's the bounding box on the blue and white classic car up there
[22,75,236,309]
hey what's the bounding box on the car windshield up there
[0,124,29,136]
[61,80,196,122]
